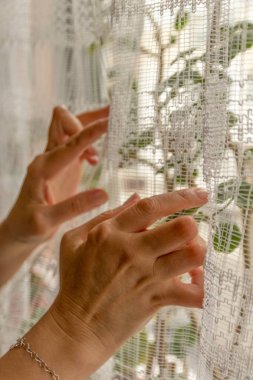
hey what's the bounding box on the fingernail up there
[195,188,208,200]
[123,193,139,205]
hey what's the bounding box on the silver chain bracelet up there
[10,337,59,379]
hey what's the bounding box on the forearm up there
[0,309,110,380]
[0,221,38,287]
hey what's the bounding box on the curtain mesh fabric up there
[108,1,253,379]
[1,1,253,379]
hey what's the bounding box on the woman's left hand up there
[2,106,109,248]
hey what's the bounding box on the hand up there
[50,188,208,377]
[1,106,109,247]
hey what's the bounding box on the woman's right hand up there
[1,188,208,380]
[49,188,208,378]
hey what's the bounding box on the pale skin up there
[0,105,109,286]
[0,107,208,380]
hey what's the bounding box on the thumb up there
[169,267,204,308]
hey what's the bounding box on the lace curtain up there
[108,1,253,379]
[1,1,253,380]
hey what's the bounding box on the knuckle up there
[187,239,206,266]
[136,197,160,217]
[87,221,113,246]
[53,105,67,119]
[176,188,191,201]
[173,216,198,241]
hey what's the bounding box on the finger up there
[137,216,198,258]
[69,193,140,239]
[49,189,108,226]
[169,268,204,308]
[82,146,98,158]
[80,146,99,164]
[113,188,208,232]
[85,155,99,165]
[77,106,110,127]
[82,193,140,233]
[154,236,206,275]
[47,106,83,150]
[41,118,108,179]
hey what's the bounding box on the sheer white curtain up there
[2,1,253,379]
[108,1,253,379]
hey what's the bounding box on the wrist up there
[24,304,111,380]
[0,220,39,287]
[49,297,113,377]
[0,218,37,248]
